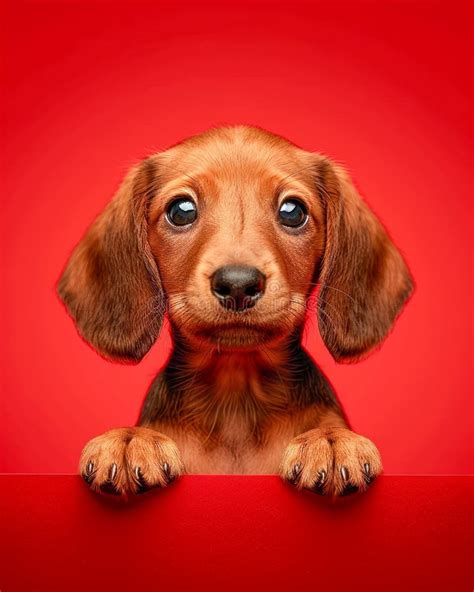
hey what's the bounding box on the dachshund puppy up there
[58,125,413,497]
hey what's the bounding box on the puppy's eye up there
[166,197,197,226]
[278,199,308,228]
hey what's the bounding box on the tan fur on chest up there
[145,348,296,472]
[150,405,342,474]
[141,340,344,473]
[168,348,292,442]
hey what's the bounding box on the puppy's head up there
[58,125,413,362]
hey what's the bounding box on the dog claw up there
[97,463,120,495]
[162,462,175,484]
[362,462,375,484]
[340,466,349,482]
[133,466,150,493]
[313,470,327,495]
[109,463,117,481]
[82,460,95,483]
[290,463,302,483]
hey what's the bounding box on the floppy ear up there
[58,157,164,363]
[314,157,413,362]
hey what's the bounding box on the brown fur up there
[58,125,413,496]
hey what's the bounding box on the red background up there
[1,475,473,591]
[1,0,472,475]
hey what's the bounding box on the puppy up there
[58,125,413,497]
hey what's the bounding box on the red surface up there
[0,1,472,474]
[0,476,472,592]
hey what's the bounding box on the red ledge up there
[0,475,472,592]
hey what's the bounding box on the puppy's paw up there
[79,426,184,496]
[280,427,382,496]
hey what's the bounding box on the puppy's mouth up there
[167,291,307,350]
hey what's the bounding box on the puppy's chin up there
[206,326,284,350]
[179,322,289,351]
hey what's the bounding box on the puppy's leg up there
[280,413,382,496]
[79,426,184,496]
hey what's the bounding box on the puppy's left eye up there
[166,197,197,226]
[278,199,308,228]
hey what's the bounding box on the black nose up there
[211,265,266,312]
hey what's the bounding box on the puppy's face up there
[58,125,413,363]
[148,128,324,349]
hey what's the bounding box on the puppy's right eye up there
[166,197,197,226]
[278,198,308,228]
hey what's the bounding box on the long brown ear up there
[58,157,164,363]
[315,157,413,362]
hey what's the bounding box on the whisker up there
[307,282,357,304]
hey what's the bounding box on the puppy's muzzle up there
[211,265,266,312]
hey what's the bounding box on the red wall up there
[1,0,472,475]
[2,476,473,592]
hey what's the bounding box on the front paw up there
[280,427,382,496]
[79,426,184,496]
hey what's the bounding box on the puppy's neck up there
[163,329,311,443]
